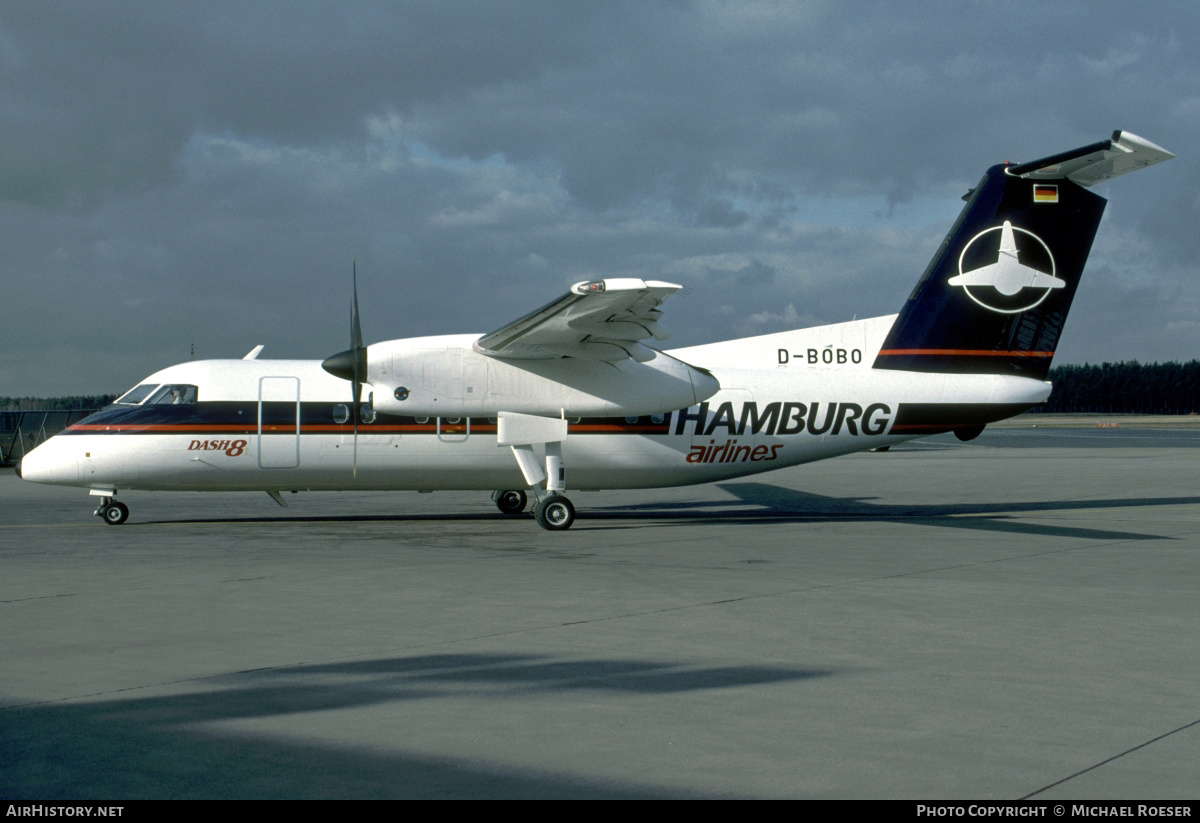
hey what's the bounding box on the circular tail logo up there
[948,221,1063,313]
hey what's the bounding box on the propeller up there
[321,261,368,477]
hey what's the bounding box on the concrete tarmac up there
[2,427,1199,799]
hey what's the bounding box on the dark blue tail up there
[874,131,1172,380]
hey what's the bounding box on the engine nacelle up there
[367,334,719,417]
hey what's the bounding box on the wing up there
[1007,130,1175,186]
[473,278,680,362]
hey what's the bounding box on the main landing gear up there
[495,411,577,532]
[532,493,575,531]
[492,488,576,530]
[94,496,129,525]
[492,489,528,515]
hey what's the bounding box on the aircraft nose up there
[14,438,79,486]
[15,447,43,482]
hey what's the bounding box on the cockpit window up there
[146,384,198,405]
[115,384,159,405]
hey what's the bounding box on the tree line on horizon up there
[1029,360,1200,415]
[1,395,118,412]
[2,360,1199,415]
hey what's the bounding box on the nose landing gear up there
[93,497,129,525]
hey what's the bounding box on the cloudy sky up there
[2,1,1197,396]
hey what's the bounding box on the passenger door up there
[258,376,300,469]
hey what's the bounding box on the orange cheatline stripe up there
[877,349,1055,357]
[68,424,254,432]
[65,422,668,435]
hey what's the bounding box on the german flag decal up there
[1033,184,1058,203]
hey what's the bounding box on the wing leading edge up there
[473,278,680,363]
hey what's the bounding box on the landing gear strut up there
[94,497,129,525]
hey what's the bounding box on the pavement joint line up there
[1020,715,1200,800]
[0,592,81,604]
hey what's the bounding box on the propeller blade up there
[351,259,363,353]
[320,261,368,479]
[352,261,361,479]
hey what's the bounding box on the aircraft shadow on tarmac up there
[0,652,825,799]
[584,482,1197,541]
[139,482,1199,541]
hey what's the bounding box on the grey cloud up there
[1,1,1197,395]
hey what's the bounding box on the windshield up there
[146,384,198,405]
[114,384,158,405]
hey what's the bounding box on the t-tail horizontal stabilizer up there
[874,131,1173,379]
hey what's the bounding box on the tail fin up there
[874,131,1173,380]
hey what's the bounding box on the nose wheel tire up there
[100,501,129,526]
[492,489,528,515]
[534,493,575,531]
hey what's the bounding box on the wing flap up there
[474,278,681,361]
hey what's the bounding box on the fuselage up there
[19,315,1050,494]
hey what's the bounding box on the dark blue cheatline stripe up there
[62,403,674,436]
[891,402,1036,433]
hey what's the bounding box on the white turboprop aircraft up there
[18,131,1174,530]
